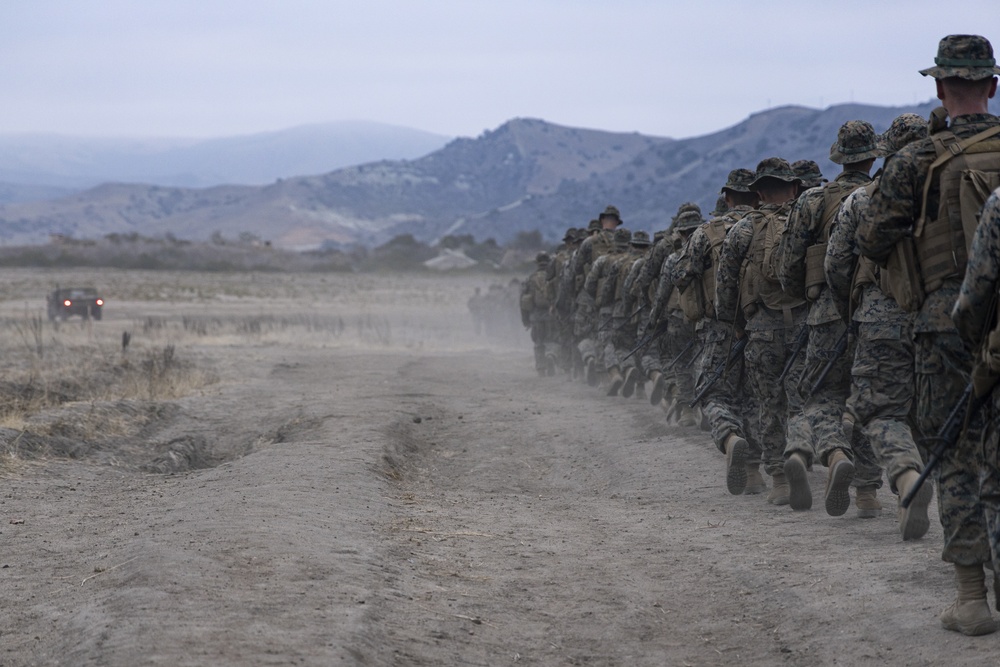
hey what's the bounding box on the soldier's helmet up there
[720,168,756,194]
[653,230,667,244]
[830,120,882,165]
[673,208,704,233]
[613,228,632,248]
[791,160,826,188]
[920,34,1000,80]
[599,205,624,226]
[535,251,550,266]
[631,230,652,247]
[880,113,929,157]
[586,219,602,233]
[562,228,576,243]
[749,157,800,190]
[711,196,729,217]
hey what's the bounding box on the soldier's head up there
[830,120,882,173]
[721,168,760,208]
[750,157,800,204]
[630,230,652,252]
[791,160,826,195]
[587,219,602,235]
[880,113,929,157]
[653,230,667,246]
[613,227,632,250]
[921,35,1000,115]
[711,196,729,217]
[671,208,704,237]
[599,205,623,230]
[535,252,551,267]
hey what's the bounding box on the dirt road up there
[0,271,996,666]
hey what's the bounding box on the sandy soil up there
[0,269,996,666]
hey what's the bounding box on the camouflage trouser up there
[915,331,989,566]
[980,396,1000,575]
[743,313,808,477]
[663,310,696,403]
[694,319,751,455]
[790,319,882,486]
[610,315,640,373]
[529,316,558,372]
[849,313,922,492]
[554,311,575,372]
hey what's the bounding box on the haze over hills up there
[0,99,996,249]
[0,121,451,197]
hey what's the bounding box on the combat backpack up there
[805,181,864,300]
[740,204,807,318]
[906,123,1000,307]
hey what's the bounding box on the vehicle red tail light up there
[63,300,72,307]
[95,299,104,306]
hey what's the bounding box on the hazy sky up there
[0,1,996,140]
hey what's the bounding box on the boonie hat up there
[830,120,882,164]
[919,34,1000,80]
[880,113,928,156]
[749,157,800,190]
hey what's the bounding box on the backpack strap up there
[916,125,1000,237]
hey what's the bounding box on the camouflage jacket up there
[582,249,627,310]
[620,255,648,317]
[635,236,675,303]
[671,206,753,316]
[715,202,793,326]
[858,114,1000,262]
[648,249,684,329]
[780,170,872,296]
[953,188,1000,348]
[858,114,1000,333]
[560,229,613,310]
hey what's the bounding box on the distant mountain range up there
[0,121,450,196]
[1,100,996,248]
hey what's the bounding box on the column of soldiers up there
[518,33,1000,638]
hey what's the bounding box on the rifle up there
[682,343,705,369]
[901,383,987,508]
[665,338,697,371]
[622,319,669,363]
[807,324,853,397]
[777,325,809,385]
[690,336,748,408]
[599,305,644,332]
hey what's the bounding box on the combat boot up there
[854,486,881,518]
[783,452,812,511]
[648,371,665,405]
[621,366,638,398]
[940,564,998,636]
[606,366,624,396]
[896,469,932,541]
[585,357,598,387]
[723,433,748,495]
[767,472,790,505]
[823,449,855,517]
[678,405,698,427]
[745,464,767,495]
[634,381,647,401]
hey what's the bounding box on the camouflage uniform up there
[610,231,652,395]
[672,170,756,456]
[581,228,631,381]
[716,158,809,497]
[777,121,884,515]
[825,114,929,508]
[953,187,1000,579]
[550,228,582,373]
[648,208,703,421]
[521,253,558,375]
[569,209,624,379]
[857,37,1000,568]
